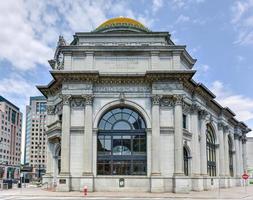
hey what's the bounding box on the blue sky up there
[0,0,253,158]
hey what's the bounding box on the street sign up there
[242,173,249,180]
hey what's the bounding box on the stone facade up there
[38,17,251,193]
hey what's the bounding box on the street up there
[1,186,253,200]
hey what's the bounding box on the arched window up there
[183,146,189,176]
[228,136,233,177]
[206,125,216,176]
[97,107,146,175]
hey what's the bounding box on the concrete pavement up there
[0,185,253,199]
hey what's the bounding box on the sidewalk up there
[0,185,252,199]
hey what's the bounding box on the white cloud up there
[175,14,190,24]
[152,0,164,13]
[210,80,253,122]
[231,0,253,45]
[0,0,154,71]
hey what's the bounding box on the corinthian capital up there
[199,109,208,120]
[82,94,94,105]
[60,94,71,105]
[151,95,161,105]
[173,94,183,106]
[190,103,201,114]
[47,105,55,115]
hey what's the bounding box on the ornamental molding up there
[82,94,94,105]
[173,94,184,106]
[59,94,71,105]
[160,96,174,108]
[218,122,229,132]
[71,98,85,108]
[182,102,191,113]
[151,94,161,105]
[190,103,201,114]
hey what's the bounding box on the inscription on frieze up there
[94,84,151,93]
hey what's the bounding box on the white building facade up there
[38,17,251,193]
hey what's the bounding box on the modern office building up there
[38,17,251,193]
[0,96,22,180]
[24,96,47,179]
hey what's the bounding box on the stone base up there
[150,176,164,193]
[191,175,204,191]
[56,174,71,192]
[79,175,94,192]
[42,173,53,189]
[203,175,211,191]
[219,177,226,188]
[173,174,190,193]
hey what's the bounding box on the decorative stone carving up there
[242,135,247,144]
[182,102,191,113]
[58,35,67,46]
[55,102,63,114]
[199,109,208,120]
[151,95,161,105]
[47,105,55,115]
[218,122,229,132]
[190,103,200,114]
[173,94,183,106]
[160,97,174,108]
[48,59,56,69]
[82,95,94,105]
[71,98,85,108]
[60,94,71,105]
[119,92,125,103]
[56,52,64,70]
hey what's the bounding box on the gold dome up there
[94,17,150,33]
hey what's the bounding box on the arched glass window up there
[97,107,146,175]
[183,146,189,176]
[206,125,216,176]
[228,136,233,177]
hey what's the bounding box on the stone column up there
[173,95,184,175]
[218,123,225,177]
[242,136,247,173]
[173,95,189,193]
[151,95,161,176]
[199,110,208,176]
[190,103,203,191]
[60,95,71,175]
[45,105,55,177]
[80,94,94,192]
[223,126,229,177]
[239,138,243,174]
[82,95,93,175]
[150,95,163,193]
[234,134,240,177]
[190,104,201,176]
[57,94,71,192]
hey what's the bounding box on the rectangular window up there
[183,114,187,129]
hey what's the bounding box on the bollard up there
[83,185,88,196]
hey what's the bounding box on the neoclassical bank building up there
[38,17,251,193]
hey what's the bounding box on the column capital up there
[151,94,161,105]
[82,94,94,105]
[173,94,184,106]
[190,103,201,114]
[242,135,247,144]
[47,105,55,115]
[60,94,71,105]
[199,109,208,120]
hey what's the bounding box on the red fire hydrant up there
[83,185,88,196]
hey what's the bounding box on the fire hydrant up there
[83,185,88,196]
